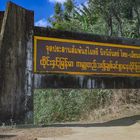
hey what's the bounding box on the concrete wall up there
[0,12,4,32]
[0,2,34,124]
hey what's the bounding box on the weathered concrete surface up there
[0,2,34,124]
[0,12,4,32]
[34,27,140,89]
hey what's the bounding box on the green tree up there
[48,2,63,28]
[64,0,75,20]
[48,0,140,38]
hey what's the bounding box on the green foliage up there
[48,0,140,38]
[55,2,62,15]
[34,89,112,124]
[64,0,74,17]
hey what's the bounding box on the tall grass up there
[34,89,140,125]
[34,89,112,124]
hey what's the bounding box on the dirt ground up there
[1,115,140,140]
[0,127,72,140]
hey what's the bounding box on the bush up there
[34,89,112,125]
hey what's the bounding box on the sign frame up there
[34,36,140,77]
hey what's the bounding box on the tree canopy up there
[48,0,140,38]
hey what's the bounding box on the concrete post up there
[0,2,34,124]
